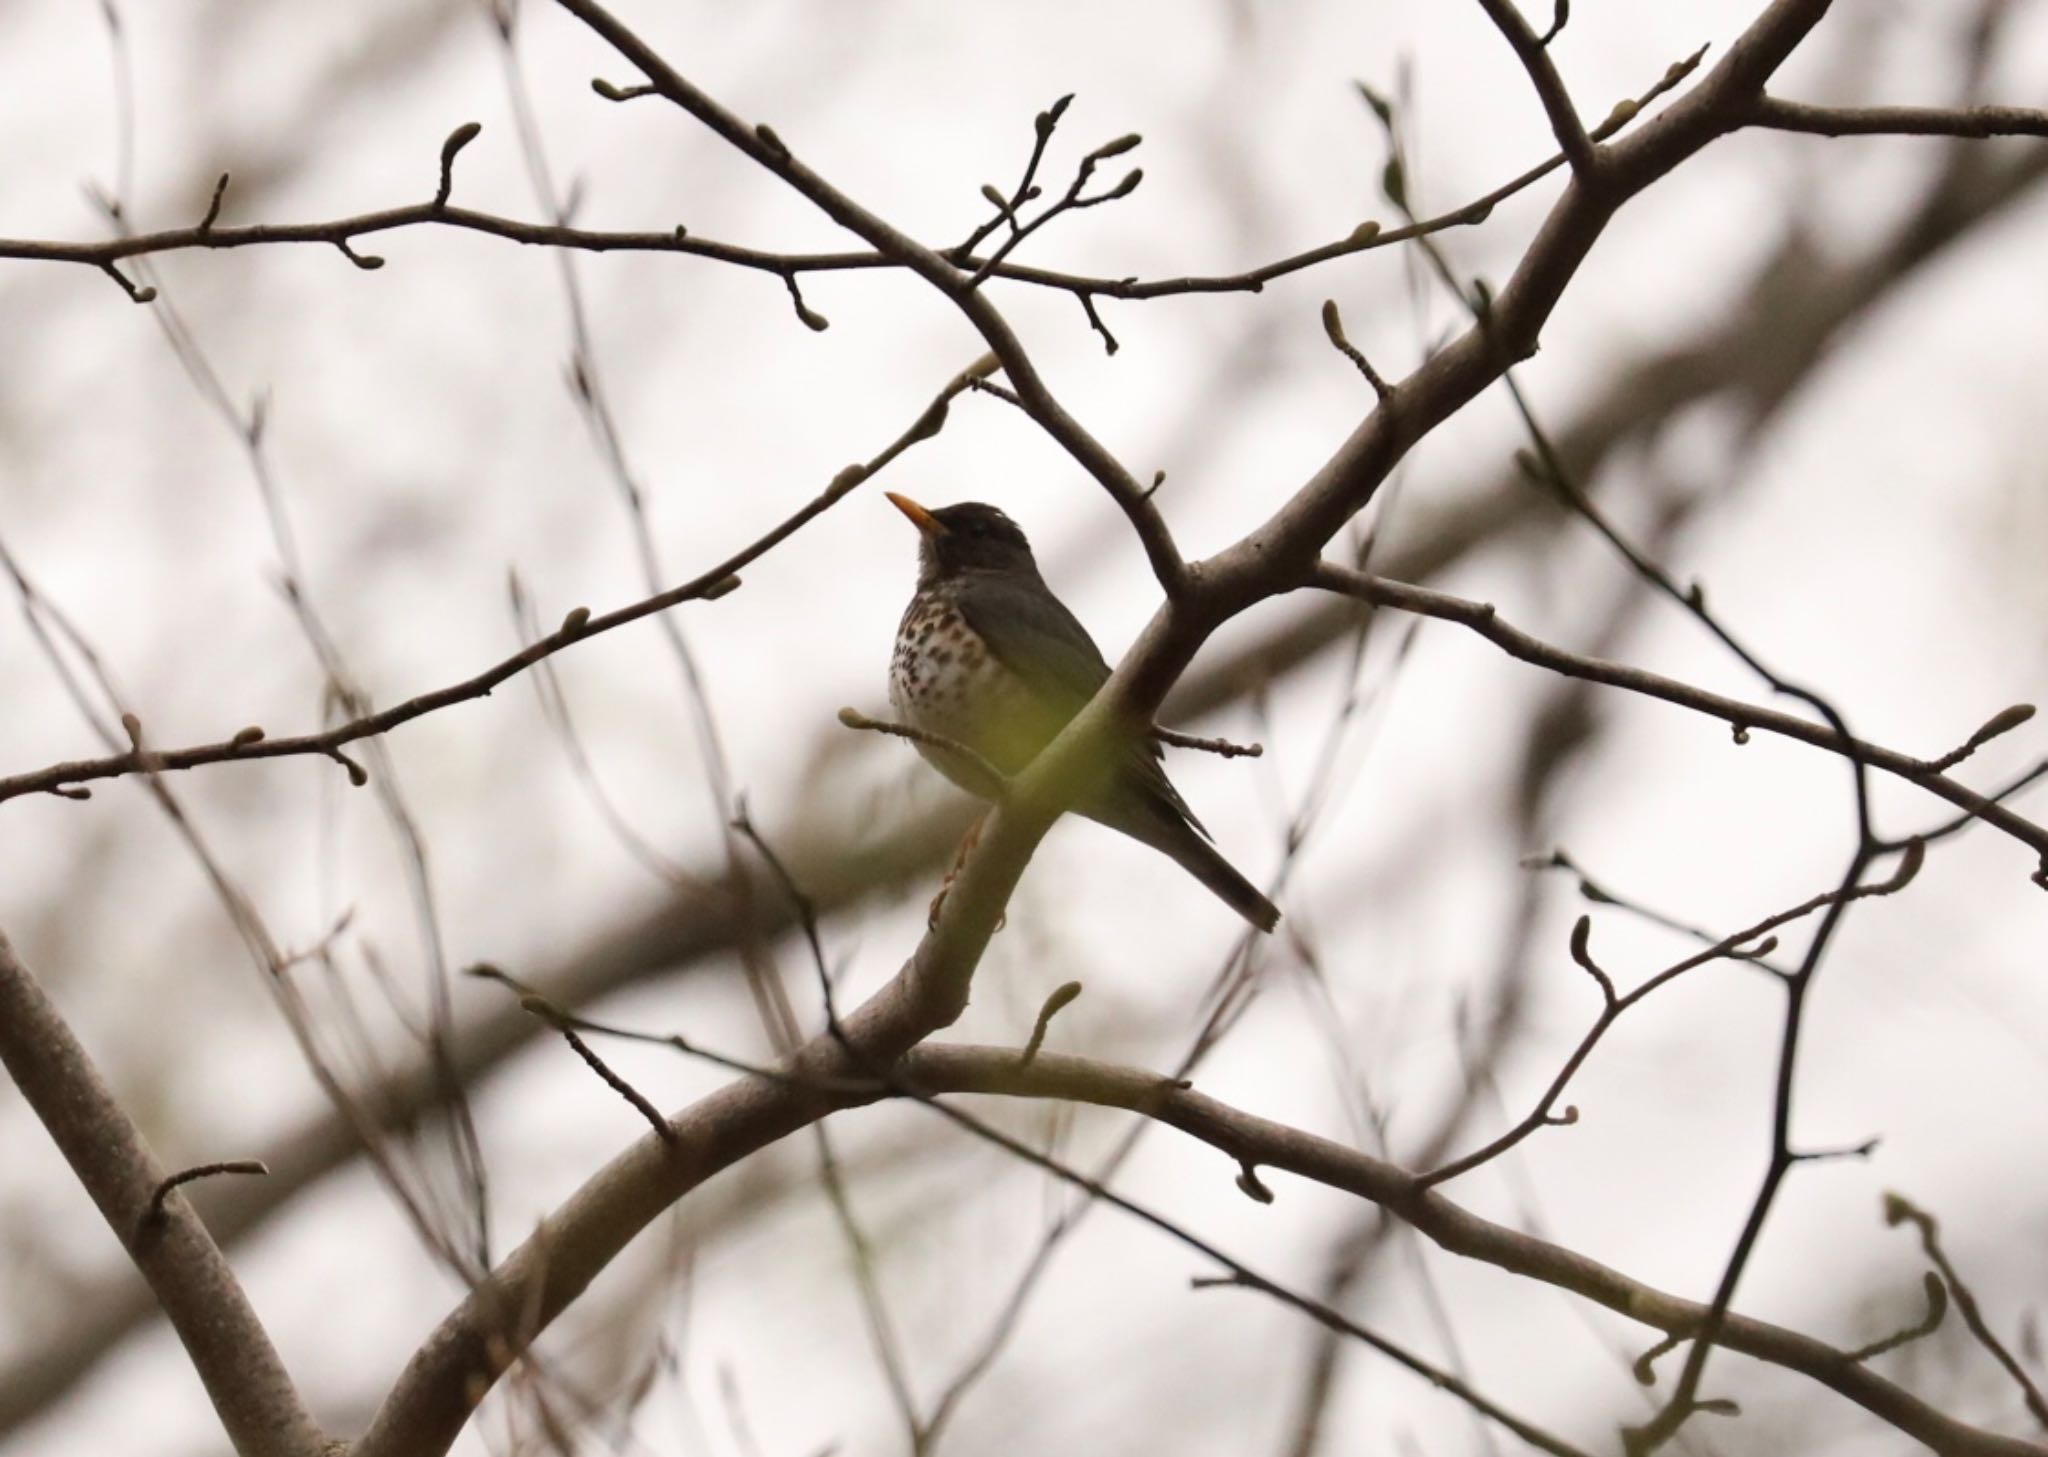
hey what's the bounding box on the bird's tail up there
[1172,832,1282,933]
[1125,809,1279,934]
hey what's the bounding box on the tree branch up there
[1474,0,1599,176]
[0,933,326,1457]
[1306,562,2048,862]
[0,354,995,807]
[545,0,1186,591]
[899,1046,2048,1457]
[1745,94,2048,139]
[1884,1193,2048,1430]
[133,4,2048,1453]
[356,1016,2048,1457]
[1421,844,1924,1187]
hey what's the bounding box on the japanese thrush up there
[885,493,1279,933]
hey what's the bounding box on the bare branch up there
[837,707,1011,801]
[141,1161,270,1235]
[1847,1273,1947,1364]
[432,120,483,209]
[1884,1193,2048,1428]
[1746,95,2048,139]
[1306,563,2048,863]
[899,1046,2045,1457]
[1474,0,1599,176]
[948,93,1072,259]
[1422,843,1928,1189]
[0,43,1710,316]
[0,934,326,1457]
[896,1066,1596,1457]
[473,966,679,1145]
[0,355,996,807]
[1150,724,1263,758]
[546,0,1185,590]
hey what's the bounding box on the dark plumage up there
[885,494,1279,933]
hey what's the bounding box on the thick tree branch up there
[364,1028,2048,1457]
[0,934,326,1457]
[356,1013,2048,1457]
[359,784,1050,1456]
[354,8,1993,1449]
[899,1046,2048,1457]
[69,3,2041,1452]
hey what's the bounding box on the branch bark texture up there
[0,933,326,1457]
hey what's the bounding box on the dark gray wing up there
[953,569,1112,720]
[955,568,1208,837]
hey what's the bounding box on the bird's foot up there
[925,874,1006,933]
[927,810,992,930]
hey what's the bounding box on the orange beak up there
[885,492,947,538]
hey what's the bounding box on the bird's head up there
[886,494,1038,583]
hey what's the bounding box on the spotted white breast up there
[888,591,1040,796]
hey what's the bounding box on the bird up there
[883,492,1279,933]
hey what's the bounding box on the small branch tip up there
[141,1159,269,1235]
[591,77,658,102]
[783,272,829,331]
[102,262,155,304]
[336,238,385,270]
[197,172,230,234]
[434,120,483,209]
[1020,980,1083,1066]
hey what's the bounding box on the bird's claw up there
[925,810,1003,932]
[925,875,1005,933]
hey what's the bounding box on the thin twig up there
[1474,0,1599,176]
[1151,725,1263,758]
[1746,94,2048,139]
[141,1160,270,1233]
[1305,565,2048,860]
[1884,1193,2048,1428]
[0,357,996,807]
[948,93,1074,259]
[1018,982,1083,1067]
[838,708,1011,800]
[0,47,1717,307]
[1846,1273,1947,1364]
[1417,842,1921,1187]
[547,0,1187,590]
